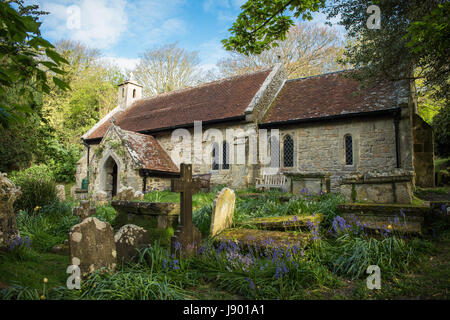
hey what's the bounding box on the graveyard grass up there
[0,187,449,300]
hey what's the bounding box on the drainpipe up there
[82,139,90,190]
[393,111,401,168]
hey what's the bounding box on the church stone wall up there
[155,121,258,190]
[270,116,405,191]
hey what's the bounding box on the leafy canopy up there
[222,0,326,55]
[0,1,69,127]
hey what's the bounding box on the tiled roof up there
[121,129,178,172]
[86,68,273,140]
[262,71,403,125]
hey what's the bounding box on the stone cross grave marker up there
[170,163,202,256]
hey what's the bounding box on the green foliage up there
[10,164,58,213]
[46,142,81,183]
[324,234,429,279]
[406,2,450,101]
[193,204,214,237]
[16,201,79,252]
[0,115,40,171]
[0,1,69,128]
[93,205,117,225]
[225,0,448,104]
[432,103,450,157]
[222,0,326,55]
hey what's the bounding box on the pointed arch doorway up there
[103,156,118,198]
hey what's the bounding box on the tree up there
[218,23,346,79]
[133,43,201,97]
[432,103,450,158]
[42,40,124,146]
[0,0,69,127]
[222,0,325,55]
[223,0,449,102]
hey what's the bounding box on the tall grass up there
[17,201,79,252]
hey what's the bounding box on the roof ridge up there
[287,69,355,82]
[137,66,274,102]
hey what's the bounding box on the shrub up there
[16,201,80,252]
[94,205,117,224]
[432,103,450,157]
[193,204,213,237]
[10,164,58,213]
[326,234,421,279]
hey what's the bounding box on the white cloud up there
[198,39,230,68]
[100,57,141,72]
[41,0,128,49]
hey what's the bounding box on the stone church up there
[75,64,434,204]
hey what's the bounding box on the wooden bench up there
[255,174,288,192]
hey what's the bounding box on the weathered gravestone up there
[56,185,66,202]
[72,200,96,220]
[69,217,117,278]
[0,173,21,249]
[115,186,135,201]
[171,164,202,256]
[210,188,236,237]
[93,190,108,205]
[114,224,150,262]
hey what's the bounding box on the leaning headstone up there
[114,224,150,262]
[0,173,21,248]
[210,188,236,237]
[69,217,117,278]
[116,186,135,201]
[72,200,96,220]
[56,185,66,201]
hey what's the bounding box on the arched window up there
[122,87,125,97]
[283,135,294,167]
[133,89,136,98]
[222,141,230,170]
[270,135,280,168]
[211,143,219,171]
[345,135,353,165]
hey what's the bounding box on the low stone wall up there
[284,172,331,195]
[111,200,180,246]
[339,170,414,204]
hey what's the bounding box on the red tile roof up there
[121,129,178,172]
[86,68,273,140]
[262,71,402,124]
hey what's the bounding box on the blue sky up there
[30,0,342,72]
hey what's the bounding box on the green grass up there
[1,189,448,300]
[0,251,68,290]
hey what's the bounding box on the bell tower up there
[118,73,143,110]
